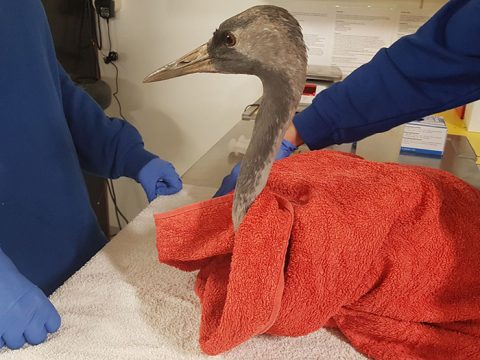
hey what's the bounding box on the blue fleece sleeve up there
[58,64,156,179]
[294,0,480,149]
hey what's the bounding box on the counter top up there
[182,120,480,190]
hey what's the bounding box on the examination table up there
[2,117,479,359]
[0,184,366,360]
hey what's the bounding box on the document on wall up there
[394,7,437,40]
[331,7,397,75]
[294,5,437,78]
[294,10,336,67]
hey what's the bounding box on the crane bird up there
[144,5,307,230]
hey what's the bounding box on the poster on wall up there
[294,4,436,77]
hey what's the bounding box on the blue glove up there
[0,249,61,350]
[137,158,183,201]
[213,139,297,198]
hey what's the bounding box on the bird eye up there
[225,33,236,47]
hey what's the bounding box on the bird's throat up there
[232,77,302,230]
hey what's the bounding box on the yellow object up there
[440,109,480,165]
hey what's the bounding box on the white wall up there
[99,0,446,227]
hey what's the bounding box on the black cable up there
[96,13,103,50]
[93,9,131,230]
[106,179,122,230]
[85,0,102,80]
[110,61,127,120]
[106,179,128,230]
[107,18,112,53]
[86,1,102,51]
[105,19,127,121]
[110,180,128,224]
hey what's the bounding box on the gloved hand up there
[213,139,298,197]
[0,249,61,350]
[137,158,183,202]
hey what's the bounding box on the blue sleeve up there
[294,0,480,149]
[58,64,156,179]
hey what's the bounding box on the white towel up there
[1,185,366,360]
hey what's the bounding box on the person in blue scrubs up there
[215,0,480,197]
[0,1,182,350]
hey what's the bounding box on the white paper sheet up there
[331,6,397,75]
[394,7,437,39]
[295,10,336,66]
[294,4,437,77]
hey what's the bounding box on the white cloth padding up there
[0,185,366,360]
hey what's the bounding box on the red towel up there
[155,150,480,358]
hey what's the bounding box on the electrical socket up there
[95,0,115,19]
[115,0,121,12]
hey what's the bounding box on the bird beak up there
[143,43,216,83]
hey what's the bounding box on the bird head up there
[143,5,307,84]
[144,5,308,231]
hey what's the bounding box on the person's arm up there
[293,0,480,149]
[57,64,155,179]
[57,64,182,198]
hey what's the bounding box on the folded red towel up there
[155,150,480,358]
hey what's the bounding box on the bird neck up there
[232,73,303,230]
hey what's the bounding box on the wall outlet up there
[95,0,115,19]
[115,0,121,12]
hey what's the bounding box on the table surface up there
[10,121,477,359]
[182,120,480,190]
